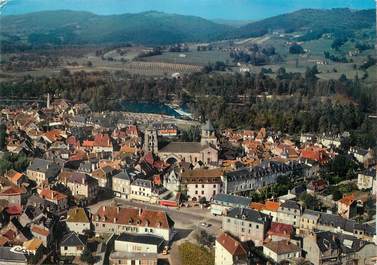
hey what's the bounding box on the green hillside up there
[0,10,232,46]
[234,8,375,40]
[1,8,375,47]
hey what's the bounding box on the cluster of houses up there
[211,193,376,264]
[0,98,376,265]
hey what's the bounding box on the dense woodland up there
[0,66,376,148]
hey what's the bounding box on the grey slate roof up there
[132,178,152,188]
[280,200,301,210]
[68,172,98,185]
[212,194,252,207]
[227,207,269,224]
[225,161,299,182]
[28,158,59,173]
[0,247,28,263]
[61,232,86,247]
[301,209,321,220]
[116,233,164,246]
[318,212,375,236]
[315,231,370,254]
[360,167,376,177]
[159,142,211,153]
[113,171,130,181]
[201,120,214,132]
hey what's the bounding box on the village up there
[0,97,376,265]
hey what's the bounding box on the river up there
[120,101,192,118]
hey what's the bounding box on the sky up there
[1,0,376,20]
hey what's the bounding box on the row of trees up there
[0,66,375,147]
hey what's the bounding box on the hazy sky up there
[2,0,376,19]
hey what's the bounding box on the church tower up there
[200,120,218,147]
[143,128,158,154]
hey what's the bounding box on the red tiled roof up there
[250,200,280,212]
[338,194,356,206]
[6,204,22,215]
[0,186,23,196]
[250,202,265,211]
[256,128,266,140]
[300,147,329,164]
[120,145,137,154]
[264,240,300,255]
[268,222,293,238]
[82,140,95,148]
[264,201,280,212]
[43,129,63,142]
[67,136,79,146]
[6,170,24,183]
[308,179,328,191]
[0,235,9,246]
[126,125,139,136]
[217,232,247,257]
[3,229,16,240]
[40,188,67,202]
[93,206,173,230]
[144,152,155,166]
[31,225,49,237]
[94,134,112,147]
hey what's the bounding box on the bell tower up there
[143,128,158,154]
[200,120,217,147]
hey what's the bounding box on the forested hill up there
[1,8,375,47]
[234,8,376,40]
[0,10,232,46]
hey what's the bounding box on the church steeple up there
[200,120,217,146]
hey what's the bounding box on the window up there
[64,246,68,250]
[202,184,204,188]
[195,184,198,188]
[256,225,259,229]
[213,184,216,188]
[201,191,204,195]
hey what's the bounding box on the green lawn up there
[144,50,232,66]
[179,242,215,265]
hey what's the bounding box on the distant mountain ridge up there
[234,8,375,39]
[1,10,232,45]
[1,8,375,47]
